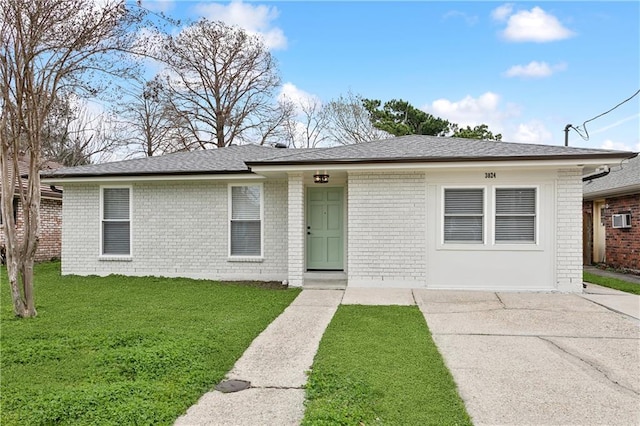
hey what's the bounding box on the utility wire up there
[570,89,640,141]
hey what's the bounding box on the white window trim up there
[228,183,264,260]
[441,185,487,245]
[492,185,539,246]
[99,185,132,259]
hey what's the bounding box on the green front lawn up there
[0,262,300,425]
[303,305,471,426]
[583,271,640,295]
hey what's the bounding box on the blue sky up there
[143,1,640,151]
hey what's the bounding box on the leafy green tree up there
[451,124,502,141]
[362,98,451,137]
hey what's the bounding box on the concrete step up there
[303,272,347,289]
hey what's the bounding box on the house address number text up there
[485,172,497,179]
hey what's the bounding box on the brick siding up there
[556,168,584,292]
[604,194,640,272]
[347,171,426,287]
[0,197,62,262]
[61,180,288,280]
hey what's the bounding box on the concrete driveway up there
[413,290,640,426]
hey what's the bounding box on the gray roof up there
[250,135,635,165]
[42,144,288,178]
[41,136,637,179]
[583,154,640,197]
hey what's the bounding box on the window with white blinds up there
[230,185,262,256]
[444,188,484,243]
[102,187,131,255]
[495,188,536,243]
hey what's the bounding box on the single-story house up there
[1,156,63,262]
[42,135,637,292]
[583,154,639,272]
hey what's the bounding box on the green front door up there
[307,187,344,270]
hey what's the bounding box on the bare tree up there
[0,0,144,317]
[42,95,122,165]
[324,91,389,145]
[114,76,197,157]
[282,95,330,148]
[161,20,289,148]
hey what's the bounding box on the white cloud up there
[140,0,175,13]
[194,0,287,50]
[504,61,567,78]
[491,3,513,22]
[497,6,575,42]
[443,10,479,26]
[600,139,640,152]
[279,83,321,114]
[512,120,553,144]
[424,92,521,137]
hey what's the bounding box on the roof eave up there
[42,170,260,184]
[583,184,640,200]
[246,152,636,167]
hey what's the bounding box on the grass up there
[583,271,640,295]
[0,262,301,425]
[302,305,471,426]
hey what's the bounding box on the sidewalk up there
[584,265,640,284]
[175,290,344,426]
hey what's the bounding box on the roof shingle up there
[41,136,637,179]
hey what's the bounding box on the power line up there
[567,88,640,143]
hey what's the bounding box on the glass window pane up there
[231,221,261,256]
[496,217,535,242]
[444,216,484,242]
[103,188,130,220]
[103,222,130,255]
[496,188,535,215]
[232,186,260,220]
[445,189,483,215]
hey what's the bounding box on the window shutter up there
[230,186,262,256]
[495,188,536,242]
[444,189,484,243]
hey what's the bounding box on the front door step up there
[303,272,347,289]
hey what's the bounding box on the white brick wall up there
[556,168,583,292]
[61,179,288,281]
[287,173,304,287]
[347,171,426,287]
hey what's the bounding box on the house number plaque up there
[485,172,497,179]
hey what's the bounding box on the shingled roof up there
[41,144,289,178]
[248,135,635,165]
[583,154,640,198]
[41,136,637,179]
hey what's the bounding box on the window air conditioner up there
[612,213,631,229]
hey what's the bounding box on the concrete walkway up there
[176,286,639,426]
[175,290,343,426]
[414,290,640,426]
[584,265,640,284]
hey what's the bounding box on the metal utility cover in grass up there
[215,379,251,393]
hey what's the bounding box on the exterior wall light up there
[313,173,329,184]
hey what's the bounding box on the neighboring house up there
[583,155,640,272]
[42,135,636,292]
[0,157,63,262]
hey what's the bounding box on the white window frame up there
[99,185,132,258]
[441,186,487,245]
[492,185,539,245]
[228,183,264,259]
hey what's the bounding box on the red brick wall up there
[0,197,62,262]
[604,194,640,272]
